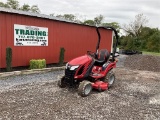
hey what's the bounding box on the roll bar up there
[96,26,119,61]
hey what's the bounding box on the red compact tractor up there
[58,26,119,97]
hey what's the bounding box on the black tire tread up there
[57,76,66,88]
[78,80,92,97]
[104,69,115,88]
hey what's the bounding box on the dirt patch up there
[0,68,160,120]
[124,54,160,72]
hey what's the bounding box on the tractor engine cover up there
[92,81,108,91]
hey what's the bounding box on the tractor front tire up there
[58,76,66,88]
[78,81,92,97]
[104,69,115,88]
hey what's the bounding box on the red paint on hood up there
[69,55,92,65]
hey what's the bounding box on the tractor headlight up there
[65,63,69,69]
[66,63,79,70]
[70,65,79,70]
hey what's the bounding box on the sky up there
[1,0,160,29]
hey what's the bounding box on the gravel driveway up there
[0,55,160,120]
[0,71,63,92]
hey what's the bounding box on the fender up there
[103,62,116,74]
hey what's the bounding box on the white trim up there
[111,31,114,53]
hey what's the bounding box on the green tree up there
[94,14,104,26]
[63,14,76,21]
[120,25,160,52]
[0,2,9,8]
[120,14,151,51]
[119,35,129,49]
[7,0,19,9]
[0,2,4,6]
[56,14,76,22]
[147,31,160,52]
[30,5,40,13]
[102,22,120,33]
[138,27,158,50]
[20,4,30,11]
[0,0,40,13]
[123,14,148,37]
[83,20,95,26]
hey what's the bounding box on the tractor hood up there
[69,55,92,65]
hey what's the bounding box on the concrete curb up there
[0,66,65,78]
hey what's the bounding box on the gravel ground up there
[125,54,160,72]
[116,55,128,67]
[0,71,63,92]
[0,55,160,120]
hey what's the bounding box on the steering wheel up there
[87,51,96,58]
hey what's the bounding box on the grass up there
[142,51,160,56]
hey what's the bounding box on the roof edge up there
[0,7,96,28]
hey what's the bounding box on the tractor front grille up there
[65,69,76,79]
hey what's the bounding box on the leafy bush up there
[6,47,12,72]
[30,59,46,69]
[120,27,160,53]
[59,47,65,65]
[147,32,160,52]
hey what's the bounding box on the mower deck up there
[92,81,108,91]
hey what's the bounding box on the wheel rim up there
[108,74,115,85]
[84,84,92,95]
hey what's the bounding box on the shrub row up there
[3,47,65,71]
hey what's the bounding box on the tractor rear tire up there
[104,69,115,88]
[58,76,66,88]
[78,81,92,97]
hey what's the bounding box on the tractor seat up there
[95,49,110,66]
